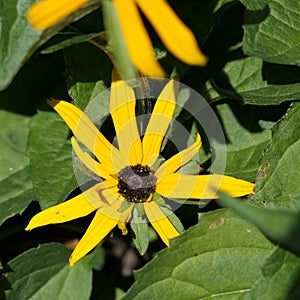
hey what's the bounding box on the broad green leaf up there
[26,110,77,209]
[122,209,274,300]
[64,42,112,110]
[0,0,100,91]
[212,102,274,181]
[3,243,92,300]
[219,192,300,298]
[251,102,300,209]
[218,191,300,256]
[240,0,300,65]
[208,57,300,105]
[244,248,300,300]
[0,111,34,225]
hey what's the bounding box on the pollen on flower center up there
[117,164,156,203]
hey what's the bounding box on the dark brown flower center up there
[117,164,156,203]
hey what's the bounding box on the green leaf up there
[0,0,42,91]
[0,111,34,225]
[3,243,92,300]
[102,0,137,80]
[212,102,274,181]
[240,0,300,65]
[64,42,112,110]
[131,206,149,256]
[251,102,300,209]
[208,57,300,105]
[218,191,300,256]
[122,209,274,300]
[244,248,300,300]
[0,0,100,91]
[26,110,77,209]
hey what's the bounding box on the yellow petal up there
[69,210,118,266]
[71,137,112,179]
[25,183,108,230]
[69,198,133,266]
[110,68,142,165]
[144,201,179,246]
[27,0,89,31]
[135,0,208,66]
[48,100,123,173]
[155,133,201,180]
[112,0,165,77]
[156,173,255,199]
[142,80,178,166]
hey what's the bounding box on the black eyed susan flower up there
[26,75,254,266]
[27,0,207,77]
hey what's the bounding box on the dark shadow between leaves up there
[262,62,300,85]
[243,5,270,25]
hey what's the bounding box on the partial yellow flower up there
[27,0,207,77]
[27,0,91,31]
[26,77,254,266]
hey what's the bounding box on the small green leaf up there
[208,57,300,105]
[0,111,33,225]
[26,110,77,209]
[3,243,92,300]
[65,42,112,110]
[251,102,300,209]
[240,0,300,65]
[122,209,274,300]
[131,206,149,255]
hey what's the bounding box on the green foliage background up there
[0,0,300,299]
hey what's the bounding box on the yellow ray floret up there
[142,80,177,166]
[156,173,255,199]
[110,69,142,165]
[144,201,180,247]
[25,184,100,230]
[48,100,124,173]
[155,133,202,180]
[71,137,113,180]
[69,210,118,266]
[69,199,133,266]
[112,0,165,77]
[135,0,208,66]
[27,0,90,30]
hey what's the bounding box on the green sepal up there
[130,205,149,255]
[118,201,133,213]
[160,206,185,234]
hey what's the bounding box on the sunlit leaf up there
[26,110,77,209]
[0,0,100,91]
[251,102,300,209]
[245,248,300,299]
[3,243,92,300]
[122,209,274,300]
[208,57,300,105]
[240,0,300,65]
[0,111,33,225]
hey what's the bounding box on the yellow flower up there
[26,76,254,266]
[27,0,207,77]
